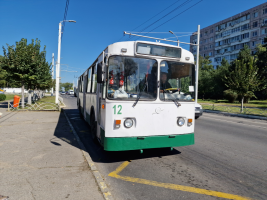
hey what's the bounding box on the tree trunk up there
[21,81,24,109]
[241,96,244,113]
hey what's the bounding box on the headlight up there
[177,117,185,126]
[124,118,133,128]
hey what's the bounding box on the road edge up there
[62,110,114,200]
[204,110,267,120]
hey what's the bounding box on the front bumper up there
[104,133,194,151]
[195,108,203,117]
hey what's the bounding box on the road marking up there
[202,115,267,129]
[204,113,267,126]
[109,161,252,200]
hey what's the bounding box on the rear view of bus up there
[78,41,196,151]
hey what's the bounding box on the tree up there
[60,82,73,92]
[255,43,267,99]
[225,56,265,112]
[197,56,214,100]
[212,58,229,100]
[0,56,7,87]
[1,38,51,108]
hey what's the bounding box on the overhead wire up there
[61,0,70,40]
[132,0,203,41]
[128,0,192,40]
[117,0,182,42]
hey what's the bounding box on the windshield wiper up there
[133,80,147,107]
[172,99,181,107]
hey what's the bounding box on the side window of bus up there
[81,76,84,92]
[92,64,97,93]
[87,68,92,93]
[102,66,106,99]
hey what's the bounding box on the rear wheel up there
[90,112,97,142]
[78,103,83,119]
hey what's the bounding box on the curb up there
[63,110,114,200]
[204,110,267,120]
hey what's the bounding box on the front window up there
[159,61,195,101]
[107,56,158,100]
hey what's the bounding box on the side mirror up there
[97,63,103,83]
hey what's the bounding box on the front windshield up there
[160,61,195,101]
[107,56,158,100]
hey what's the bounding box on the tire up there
[78,102,83,119]
[90,111,97,142]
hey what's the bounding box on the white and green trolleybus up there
[77,33,200,152]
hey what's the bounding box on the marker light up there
[177,117,185,126]
[188,118,193,126]
[115,120,121,129]
[124,118,133,128]
[121,48,127,53]
[102,104,105,109]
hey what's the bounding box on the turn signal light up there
[188,118,193,126]
[115,120,121,129]
[102,104,105,109]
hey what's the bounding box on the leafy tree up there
[0,55,7,87]
[255,43,267,99]
[225,56,265,112]
[197,56,214,100]
[1,38,51,108]
[212,58,229,100]
[60,82,73,92]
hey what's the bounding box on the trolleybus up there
[77,40,197,151]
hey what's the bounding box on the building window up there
[252,21,258,28]
[210,45,212,49]
[263,18,267,24]
[262,39,265,44]
[263,8,267,14]
[252,41,255,46]
[254,12,258,18]
[200,33,202,37]
[210,29,213,33]
[262,28,267,34]
[252,31,257,37]
[210,37,213,41]
[203,54,206,57]
[209,52,212,56]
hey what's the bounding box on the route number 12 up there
[113,105,122,114]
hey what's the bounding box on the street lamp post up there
[55,20,76,104]
[169,30,179,47]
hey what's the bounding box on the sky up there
[0,0,266,86]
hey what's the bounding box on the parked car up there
[195,103,203,119]
[69,90,74,95]
[61,91,66,95]
[0,91,4,94]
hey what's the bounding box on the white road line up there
[201,115,267,129]
[203,113,267,126]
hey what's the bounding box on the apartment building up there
[190,2,267,69]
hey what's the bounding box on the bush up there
[0,94,6,101]
[223,89,237,103]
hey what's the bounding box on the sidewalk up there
[0,108,104,200]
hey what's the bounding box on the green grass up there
[202,104,267,117]
[198,99,267,108]
[36,96,55,103]
[1,94,21,101]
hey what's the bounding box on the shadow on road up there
[53,108,181,164]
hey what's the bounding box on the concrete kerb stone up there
[204,110,267,120]
[62,110,114,200]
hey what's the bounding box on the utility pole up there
[51,53,54,95]
[195,25,200,104]
[55,22,62,104]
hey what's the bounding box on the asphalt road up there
[61,94,267,200]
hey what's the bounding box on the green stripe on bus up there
[104,133,194,151]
